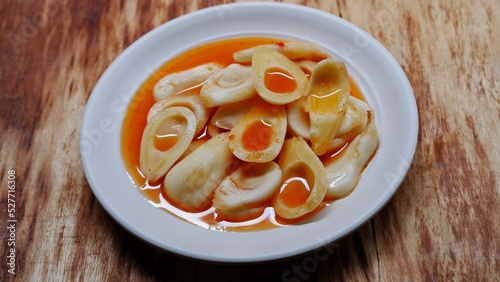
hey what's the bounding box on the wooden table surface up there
[1,0,499,281]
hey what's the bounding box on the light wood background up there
[1,0,499,281]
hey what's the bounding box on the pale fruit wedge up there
[307,58,350,155]
[286,97,310,139]
[200,63,257,107]
[252,46,308,105]
[139,107,196,182]
[147,92,211,135]
[272,137,327,219]
[234,42,328,63]
[154,63,222,101]
[213,162,282,210]
[164,132,235,210]
[210,98,260,131]
[325,120,379,199]
[229,103,287,163]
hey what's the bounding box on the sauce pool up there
[121,37,367,232]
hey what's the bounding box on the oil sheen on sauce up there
[265,68,297,93]
[121,37,367,232]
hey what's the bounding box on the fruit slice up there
[252,46,308,105]
[139,107,196,182]
[273,137,327,219]
[307,58,350,155]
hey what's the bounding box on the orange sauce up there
[152,116,186,151]
[350,78,364,100]
[242,119,273,151]
[278,177,311,208]
[265,68,297,93]
[121,37,370,232]
[154,133,179,151]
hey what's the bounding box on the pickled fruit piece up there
[154,63,222,101]
[200,64,257,107]
[273,137,327,219]
[252,46,308,105]
[336,98,368,136]
[139,107,196,182]
[147,92,212,135]
[326,97,371,152]
[327,124,366,152]
[287,95,368,143]
[213,162,282,210]
[325,120,379,199]
[229,103,286,163]
[178,139,207,162]
[307,58,350,155]
[210,98,260,131]
[164,132,235,210]
[206,121,225,137]
[215,207,266,222]
[286,97,310,139]
[234,42,329,63]
[295,60,316,78]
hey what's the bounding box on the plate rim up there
[80,2,418,263]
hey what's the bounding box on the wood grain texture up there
[1,0,499,281]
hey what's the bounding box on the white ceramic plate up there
[81,3,418,263]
